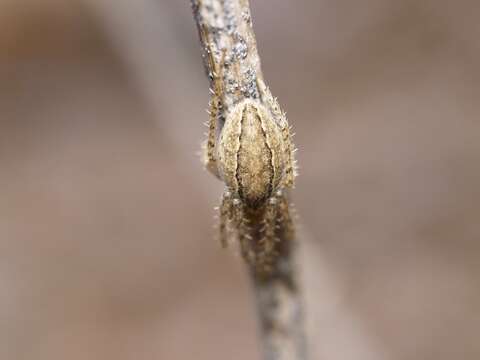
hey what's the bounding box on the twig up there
[190,1,308,359]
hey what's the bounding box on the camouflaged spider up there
[203,49,296,271]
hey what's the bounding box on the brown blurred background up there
[1,1,479,359]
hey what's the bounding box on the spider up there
[202,42,296,272]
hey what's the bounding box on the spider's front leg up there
[228,196,255,264]
[257,193,281,270]
[219,191,253,261]
[277,191,294,240]
[260,197,279,253]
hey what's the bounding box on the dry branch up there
[190,1,308,359]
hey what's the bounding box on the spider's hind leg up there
[202,43,226,178]
[281,123,297,188]
[203,93,221,178]
[219,191,233,248]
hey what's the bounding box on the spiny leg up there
[204,92,221,177]
[202,31,226,178]
[259,196,279,257]
[281,122,296,188]
[219,191,233,248]
[277,191,295,241]
[231,198,255,264]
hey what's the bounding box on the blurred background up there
[1,0,479,359]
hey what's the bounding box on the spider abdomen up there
[217,100,285,208]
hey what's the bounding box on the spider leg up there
[257,196,280,270]
[202,31,227,178]
[281,122,296,188]
[219,191,233,248]
[231,198,255,264]
[204,93,221,178]
[277,191,295,240]
[260,198,278,253]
